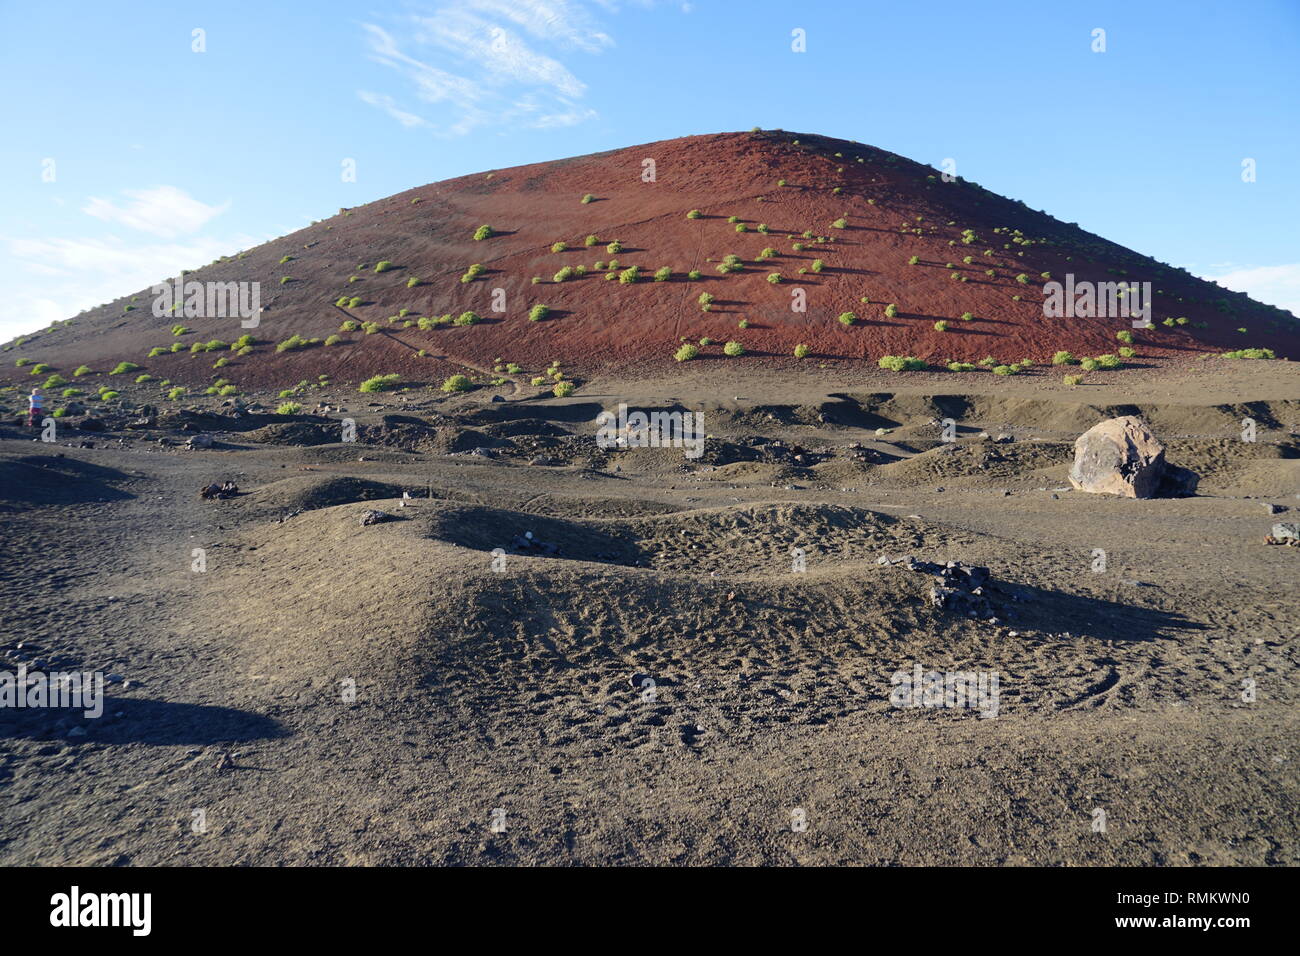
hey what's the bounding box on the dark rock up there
[1069,416,1198,499]
[360,510,396,526]
[199,481,239,500]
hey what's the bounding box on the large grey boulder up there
[1069,416,1183,498]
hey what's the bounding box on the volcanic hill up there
[6,130,1297,392]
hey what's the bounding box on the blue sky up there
[3,0,1298,341]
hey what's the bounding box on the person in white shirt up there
[28,387,43,427]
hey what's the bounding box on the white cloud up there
[82,185,230,239]
[357,90,430,128]
[0,232,261,342]
[1198,263,1300,317]
[462,0,614,53]
[361,1,612,136]
[415,13,586,98]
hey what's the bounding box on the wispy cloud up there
[1199,263,1300,317]
[0,232,262,341]
[82,186,230,239]
[358,90,431,128]
[359,0,614,136]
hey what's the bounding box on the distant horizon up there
[4,0,1298,340]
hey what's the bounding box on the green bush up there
[839,312,856,325]
[581,194,595,204]
[794,344,810,359]
[552,381,575,398]
[908,255,920,265]
[528,304,550,322]
[1222,348,1275,359]
[1116,329,1134,344]
[374,260,394,273]
[166,387,186,400]
[61,387,83,397]
[1080,358,1100,371]
[276,334,311,353]
[584,234,599,246]
[406,277,421,288]
[100,390,121,400]
[276,402,303,415]
[832,218,847,229]
[73,365,92,377]
[767,273,784,284]
[473,225,492,241]
[551,241,567,253]
[325,334,343,346]
[934,320,949,331]
[1118,346,1136,358]
[109,362,139,375]
[148,346,168,358]
[348,297,363,308]
[553,266,574,283]
[686,209,701,219]
[618,266,639,284]
[134,374,153,383]
[440,374,471,393]
[811,259,824,273]
[461,263,485,283]
[698,292,715,308]
[947,362,976,372]
[884,303,898,318]
[723,341,744,357]
[992,365,1017,376]
[1064,374,1083,386]
[339,319,360,332]
[44,374,67,388]
[878,355,926,371]
[1096,354,1122,369]
[688,270,701,280]
[1052,350,1076,365]
[1015,273,1029,284]
[674,344,699,362]
[217,385,239,396]
[171,325,191,336]
[654,267,672,282]
[359,374,401,393]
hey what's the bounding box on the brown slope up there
[5,129,1297,392]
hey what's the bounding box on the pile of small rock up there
[878,554,999,621]
[198,481,239,500]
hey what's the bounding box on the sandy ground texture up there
[1,362,1297,865]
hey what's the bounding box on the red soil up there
[6,130,1297,390]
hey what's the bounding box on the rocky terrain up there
[1,360,1297,865]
